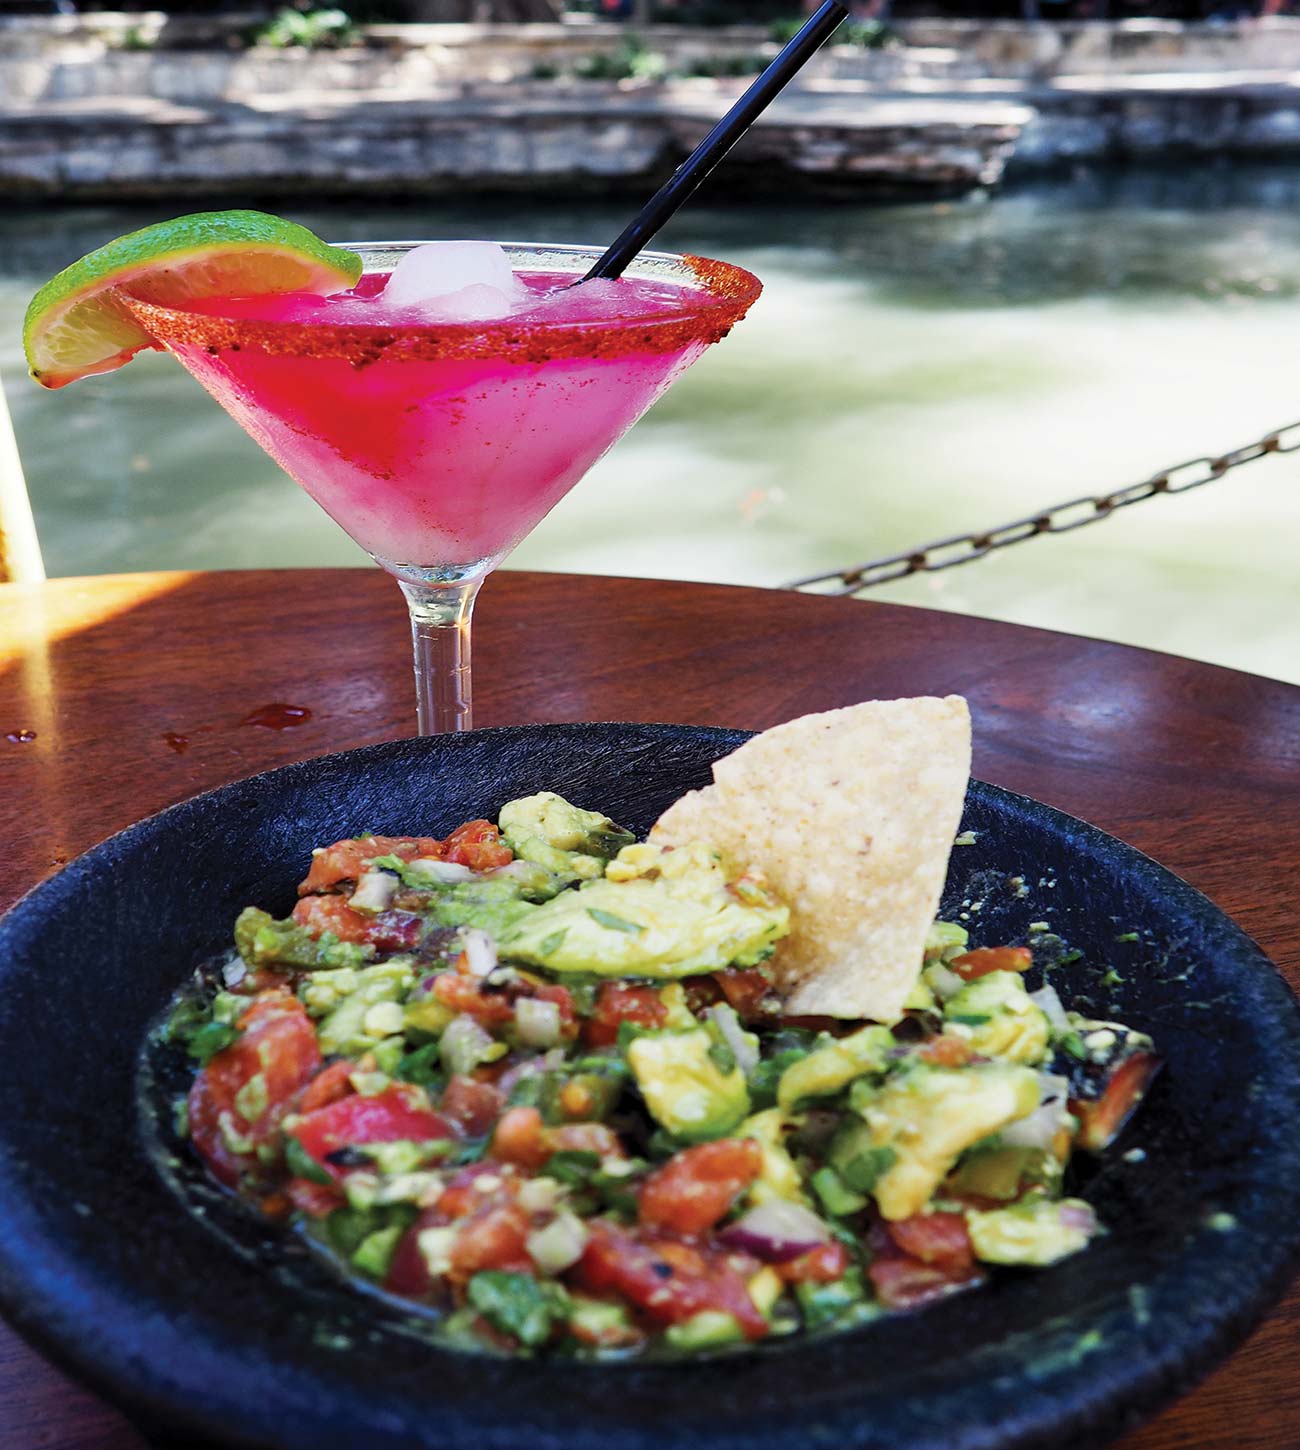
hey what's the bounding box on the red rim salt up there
[118,246,762,367]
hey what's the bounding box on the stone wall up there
[890,16,1300,77]
[9,17,1300,201]
[1,16,774,106]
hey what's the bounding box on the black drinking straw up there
[583,0,851,282]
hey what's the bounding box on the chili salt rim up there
[117,250,762,367]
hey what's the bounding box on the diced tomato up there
[492,1106,549,1170]
[440,1075,506,1138]
[285,1177,346,1218]
[449,1202,533,1280]
[434,973,515,1025]
[868,1253,983,1310]
[386,1208,441,1299]
[365,909,425,952]
[291,893,373,944]
[638,1139,763,1236]
[715,969,774,1022]
[299,834,448,894]
[886,1212,974,1271]
[949,946,1033,981]
[299,1058,356,1114]
[777,1240,851,1284]
[682,976,723,1015]
[443,820,514,873]
[290,1086,452,1180]
[917,1034,974,1068]
[1071,1051,1161,1153]
[584,983,667,1047]
[546,1121,625,1160]
[568,1299,646,1349]
[292,895,425,952]
[188,993,322,1188]
[558,1080,599,1118]
[575,1222,768,1339]
[437,1162,516,1219]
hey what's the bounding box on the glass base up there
[373,554,499,591]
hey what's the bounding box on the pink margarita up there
[124,241,761,732]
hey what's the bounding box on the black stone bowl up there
[0,723,1298,1450]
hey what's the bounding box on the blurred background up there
[3,1,1299,683]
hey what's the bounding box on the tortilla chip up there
[650,696,971,1023]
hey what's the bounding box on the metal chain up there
[785,418,1300,594]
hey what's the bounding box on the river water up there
[3,163,1298,683]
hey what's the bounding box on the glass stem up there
[398,577,483,735]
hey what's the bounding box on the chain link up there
[786,419,1300,594]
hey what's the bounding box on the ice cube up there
[381,242,527,314]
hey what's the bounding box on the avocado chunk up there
[741,1108,808,1205]
[627,1028,750,1142]
[500,841,788,980]
[841,1062,1040,1220]
[299,959,417,1056]
[235,906,375,971]
[924,920,970,961]
[967,1196,1098,1266]
[428,878,538,939]
[776,1026,894,1112]
[944,971,1051,1065]
[664,1310,746,1351]
[498,792,635,882]
[947,1145,1062,1202]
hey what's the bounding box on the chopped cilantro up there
[1060,1031,1088,1060]
[546,1149,602,1186]
[394,1041,442,1088]
[839,1146,897,1194]
[587,908,644,935]
[285,1136,333,1186]
[707,1038,737,1075]
[467,1271,568,1348]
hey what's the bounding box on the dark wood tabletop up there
[1,567,1297,1450]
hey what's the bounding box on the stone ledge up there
[0,85,1026,201]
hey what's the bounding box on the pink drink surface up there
[164,270,721,575]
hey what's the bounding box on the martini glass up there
[123,243,761,734]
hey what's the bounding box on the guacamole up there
[166,795,1158,1359]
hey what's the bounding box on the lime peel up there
[24,210,362,389]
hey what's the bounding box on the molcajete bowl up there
[0,722,1297,1450]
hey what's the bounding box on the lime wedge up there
[23,210,363,389]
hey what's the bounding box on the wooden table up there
[1,567,1297,1450]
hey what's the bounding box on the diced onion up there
[526,1212,589,1274]
[705,1004,760,1076]
[1000,1102,1064,1151]
[349,869,399,915]
[498,1048,564,1098]
[1059,1201,1097,1232]
[515,998,562,1049]
[462,929,498,978]
[409,858,476,884]
[221,958,247,988]
[719,1201,832,1263]
[518,1177,564,1214]
[928,963,965,1001]
[490,860,541,881]
[1001,1074,1072,1150]
[1029,984,1070,1034]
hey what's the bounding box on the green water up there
[3,165,1298,684]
